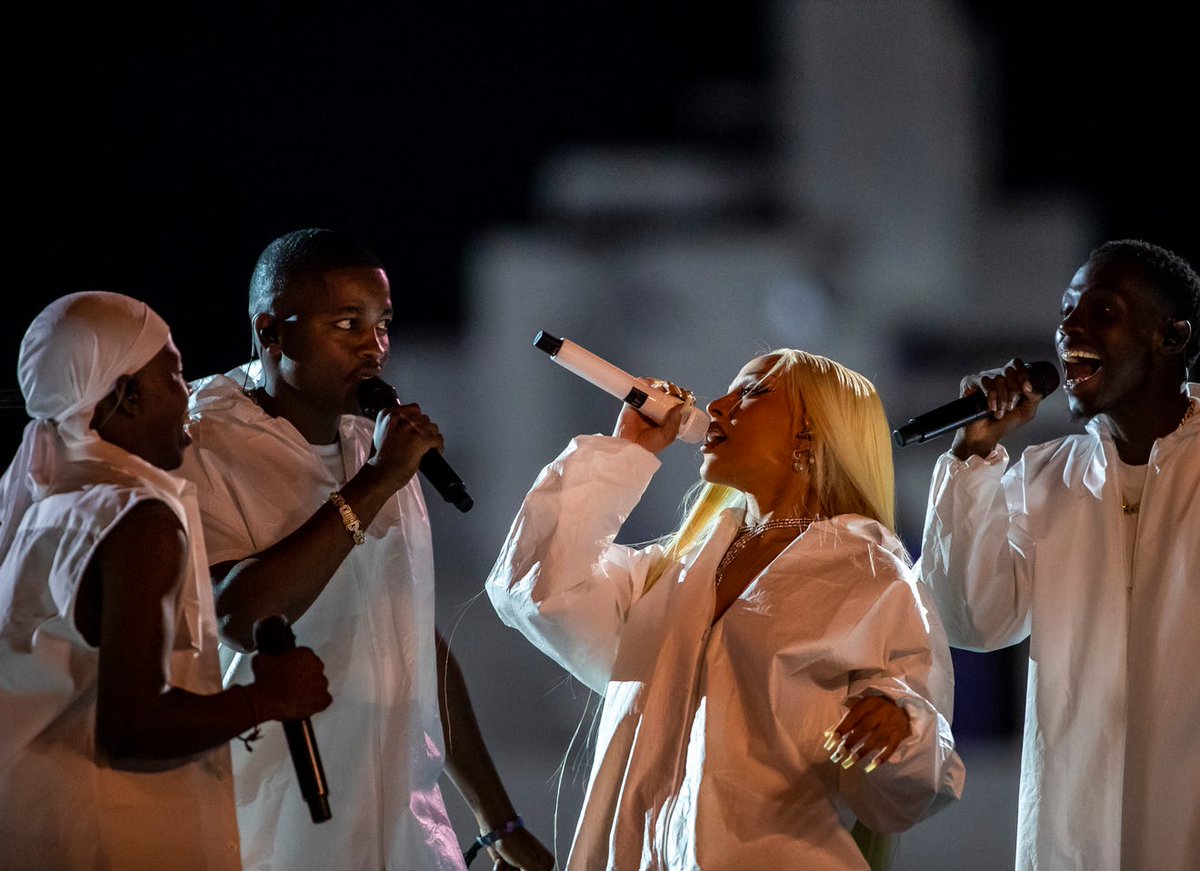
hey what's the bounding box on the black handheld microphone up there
[892,360,1061,447]
[253,615,331,824]
[356,377,474,513]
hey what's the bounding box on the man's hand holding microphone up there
[951,358,1050,461]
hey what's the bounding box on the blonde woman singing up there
[487,349,964,870]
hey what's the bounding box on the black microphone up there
[892,360,1061,447]
[356,377,474,513]
[253,615,331,824]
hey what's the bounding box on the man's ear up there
[254,313,280,354]
[91,374,139,431]
[1161,318,1193,356]
[117,374,142,412]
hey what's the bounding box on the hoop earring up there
[793,424,813,473]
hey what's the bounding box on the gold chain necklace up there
[1121,399,1196,515]
[1181,399,1198,428]
[715,517,818,587]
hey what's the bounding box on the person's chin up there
[145,430,191,472]
[1065,390,1104,421]
[698,459,734,489]
[164,442,189,471]
[148,449,184,472]
[1063,370,1105,419]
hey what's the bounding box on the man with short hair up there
[919,239,1199,869]
[180,229,552,870]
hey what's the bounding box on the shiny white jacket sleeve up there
[836,563,965,832]
[918,446,1034,651]
[486,435,663,694]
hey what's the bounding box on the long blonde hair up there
[644,349,895,592]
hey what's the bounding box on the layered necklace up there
[715,517,819,587]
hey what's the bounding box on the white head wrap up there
[19,291,170,441]
[0,292,171,561]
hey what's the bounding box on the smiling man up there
[918,239,1199,870]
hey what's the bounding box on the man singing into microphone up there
[919,239,1199,869]
[178,229,553,870]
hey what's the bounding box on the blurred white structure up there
[389,2,1093,867]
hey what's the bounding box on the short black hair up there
[248,228,384,319]
[1090,239,1200,370]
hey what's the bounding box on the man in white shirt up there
[919,239,1199,869]
[180,228,553,871]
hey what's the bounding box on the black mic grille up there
[1025,361,1060,397]
[357,378,399,418]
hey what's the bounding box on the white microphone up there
[533,331,709,443]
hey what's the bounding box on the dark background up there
[4,3,1195,400]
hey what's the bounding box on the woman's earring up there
[793,426,813,473]
[792,447,806,473]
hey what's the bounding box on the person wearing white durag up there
[0,292,332,871]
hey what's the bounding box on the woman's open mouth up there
[702,425,726,452]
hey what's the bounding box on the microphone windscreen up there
[1026,360,1061,399]
[253,614,296,655]
[357,378,400,417]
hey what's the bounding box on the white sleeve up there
[485,435,664,694]
[835,547,966,833]
[917,446,1034,652]
[176,439,257,567]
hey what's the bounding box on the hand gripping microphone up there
[253,615,331,824]
[533,331,709,443]
[357,377,474,513]
[891,360,1061,447]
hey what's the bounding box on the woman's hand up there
[611,378,691,455]
[824,696,912,773]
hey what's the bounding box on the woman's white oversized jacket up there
[487,436,964,870]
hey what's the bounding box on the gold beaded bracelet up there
[329,491,366,545]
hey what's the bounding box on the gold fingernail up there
[864,759,878,774]
[841,752,859,770]
[823,735,837,752]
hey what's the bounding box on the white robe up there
[487,435,963,871]
[919,383,1200,870]
[179,369,464,871]
[0,447,240,871]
